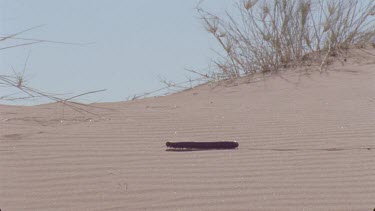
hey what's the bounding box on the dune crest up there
[1,52,375,210]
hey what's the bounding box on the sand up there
[1,50,375,210]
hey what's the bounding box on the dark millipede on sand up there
[166,141,239,149]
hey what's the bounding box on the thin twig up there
[0,41,44,50]
[320,42,332,72]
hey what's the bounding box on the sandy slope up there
[1,53,375,210]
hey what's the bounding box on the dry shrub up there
[198,0,375,78]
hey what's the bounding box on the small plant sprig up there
[0,26,105,115]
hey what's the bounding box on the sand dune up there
[1,52,374,210]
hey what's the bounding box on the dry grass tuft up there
[197,0,375,78]
[0,26,106,115]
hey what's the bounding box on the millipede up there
[166,141,239,150]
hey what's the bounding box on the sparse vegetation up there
[197,0,375,79]
[0,26,105,115]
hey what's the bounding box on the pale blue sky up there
[0,0,232,104]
